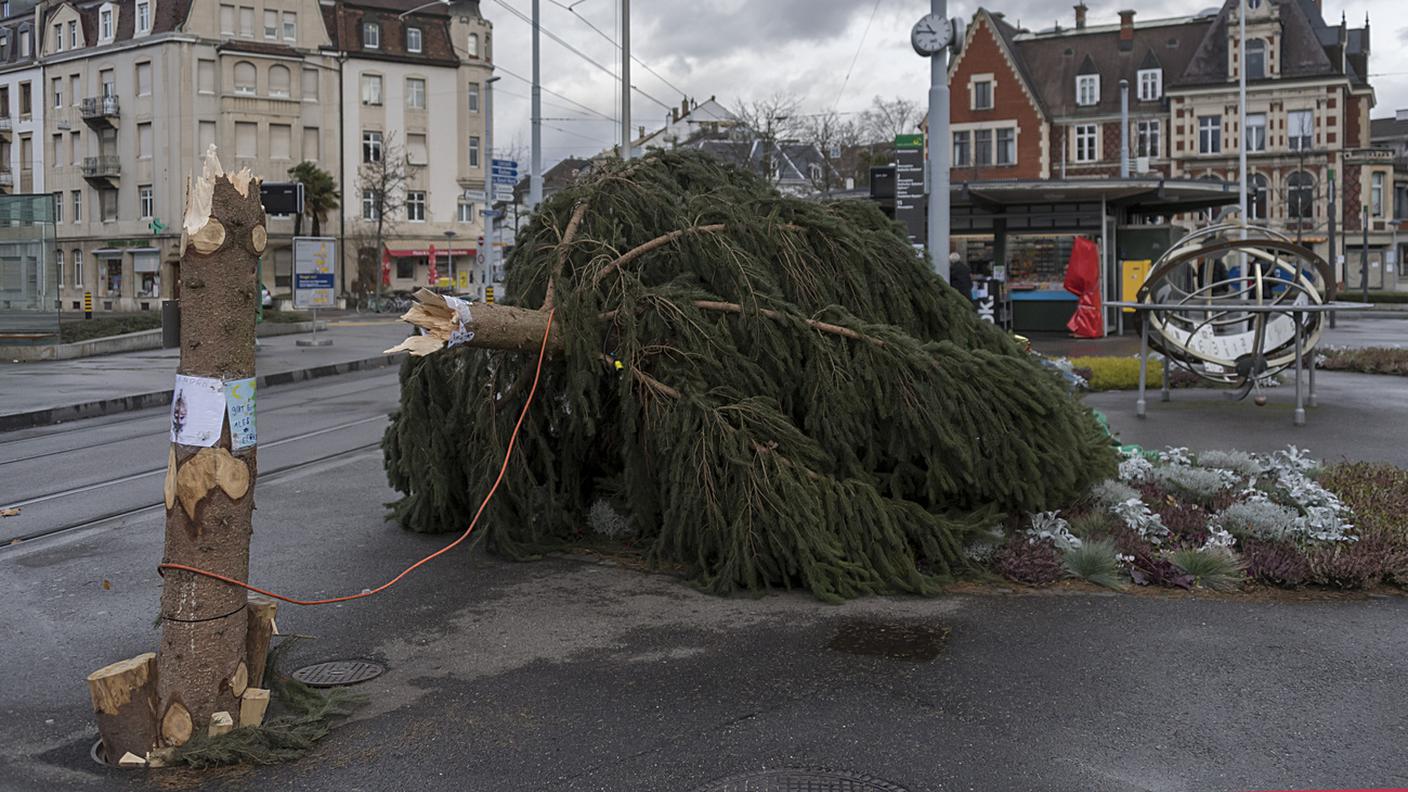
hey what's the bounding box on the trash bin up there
[161,299,180,348]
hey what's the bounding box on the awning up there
[134,252,160,273]
[91,248,125,259]
[386,247,475,258]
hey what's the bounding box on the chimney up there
[1119,10,1135,47]
[639,125,646,140]
[681,97,689,118]
[671,107,679,123]
[1074,2,1087,29]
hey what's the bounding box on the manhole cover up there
[290,659,384,687]
[692,769,910,792]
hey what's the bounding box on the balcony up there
[0,116,10,138]
[81,155,121,187]
[79,95,120,128]
[0,166,12,191]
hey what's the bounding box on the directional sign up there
[493,188,515,202]
[492,174,517,186]
[491,158,517,169]
[894,133,926,247]
[461,189,486,202]
[480,209,501,218]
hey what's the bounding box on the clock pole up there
[926,0,951,282]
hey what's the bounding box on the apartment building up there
[328,0,493,298]
[947,0,1375,276]
[0,1,43,198]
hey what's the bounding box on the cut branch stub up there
[160,701,193,747]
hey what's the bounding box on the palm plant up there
[287,161,341,237]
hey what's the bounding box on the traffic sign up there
[480,209,501,218]
[493,188,514,202]
[491,158,517,169]
[492,174,517,186]
[461,189,486,202]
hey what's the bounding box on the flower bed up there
[989,446,1407,593]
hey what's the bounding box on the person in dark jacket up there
[948,251,973,305]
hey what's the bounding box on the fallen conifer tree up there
[382,151,1115,602]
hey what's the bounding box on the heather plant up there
[1241,539,1311,586]
[994,536,1065,585]
[1062,538,1127,590]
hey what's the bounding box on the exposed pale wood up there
[544,200,589,310]
[207,710,234,737]
[229,662,248,698]
[87,652,159,761]
[387,291,561,357]
[215,452,250,500]
[189,218,227,255]
[163,448,176,510]
[245,596,278,689]
[174,448,219,521]
[160,701,193,747]
[181,146,221,235]
[250,224,267,254]
[145,748,175,768]
[239,688,270,728]
[118,752,147,768]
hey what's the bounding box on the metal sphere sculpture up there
[1137,223,1334,397]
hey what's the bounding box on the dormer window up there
[136,0,150,33]
[1245,39,1265,80]
[98,4,115,42]
[406,26,422,53]
[1076,74,1099,106]
[467,32,479,57]
[1137,68,1161,100]
[2,2,9,17]
[18,28,27,56]
[52,23,62,51]
[363,22,380,49]
[68,20,77,48]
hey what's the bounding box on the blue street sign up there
[491,169,518,179]
[492,174,517,186]
[480,209,502,218]
[491,158,517,169]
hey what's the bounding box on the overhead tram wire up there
[833,0,885,110]
[545,0,689,99]
[494,63,616,122]
[489,0,675,112]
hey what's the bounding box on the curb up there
[0,351,406,433]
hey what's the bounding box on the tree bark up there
[156,150,263,745]
[87,653,159,762]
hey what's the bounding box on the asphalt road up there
[2,371,1406,792]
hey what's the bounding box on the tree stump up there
[245,595,278,688]
[87,653,159,762]
[156,147,263,741]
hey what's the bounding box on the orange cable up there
[157,309,557,607]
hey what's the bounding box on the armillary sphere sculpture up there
[1137,222,1334,401]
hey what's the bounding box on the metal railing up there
[81,155,121,178]
[80,95,120,118]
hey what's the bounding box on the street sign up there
[491,174,517,186]
[895,133,924,150]
[894,134,926,247]
[480,209,501,218]
[260,182,304,216]
[461,189,486,202]
[491,158,517,169]
[493,187,514,201]
[292,236,336,309]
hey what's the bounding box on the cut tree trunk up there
[156,148,263,745]
[245,595,277,689]
[87,652,160,762]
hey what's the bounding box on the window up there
[270,123,290,159]
[282,12,296,40]
[1075,123,1097,162]
[234,61,256,94]
[406,77,426,110]
[1076,74,1099,106]
[135,62,152,96]
[100,69,114,97]
[136,1,150,33]
[1198,115,1221,154]
[73,249,83,285]
[362,189,379,220]
[139,184,153,218]
[1248,0,1261,7]
[69,75,79,106]
[952,130,970,167]
[467,32,479,57]
[1288,109,1313,151]
[50,132,60,165]
[972,79,992,110]
[199,120,215,152]
[268,65,290,97]
[406,190,426,222]
[1287,171,1314,219]
[360,73,382,105]
[362,130,382,163]
[137,122,151,158]
[467,82,479,112]
[468,135,479,167]
[219,3,234,34]
[19,30,29,57]
[53,191,61,222]
[198,59,215,93]
[363,22,380,49]
[70,130,80,165]
[996,128,1015,165]
[974,128,992,166]
[458,200,474,222]
[238,6,254,37]
[67,20,76,48]
[395,256,412,279]
[264,9,277,39]
[1245,39,1265,80]
[53,23,62,51]
[1245,113,1266,152]
[1249,173,1268,220]
[235,121,256,158]
[56,248,63,286]
[1372,172,1385,217]
[407,132,427,165]
[100,188,117,221]
[302,126,319,159]
[99,7,113,40]
[406,26,422,53]
[1136,119,1161,157]
[18,82,30,116]
[51,77,62,108]
[301,67,318,101]
[1137,68,1161,101]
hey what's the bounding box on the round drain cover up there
[290,659,384,687]
[693,769,910,792]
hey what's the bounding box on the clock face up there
[911,13,950,56]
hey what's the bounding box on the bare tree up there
[799,111,862,196]
[353,131,410,299]
[859,95,923,144]
[732,93,803,184]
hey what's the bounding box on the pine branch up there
[692,300,885,347]
[591,222,805,286]
[544,201,589,310]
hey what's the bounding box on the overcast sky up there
[484,0,1401,169]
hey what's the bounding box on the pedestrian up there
[948,251,973,304]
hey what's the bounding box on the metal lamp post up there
[912,2,958,282]
[444,230,456,291]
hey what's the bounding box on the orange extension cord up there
[157,309,557,607]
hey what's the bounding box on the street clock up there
[911,13,951,56]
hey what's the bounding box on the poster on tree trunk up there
[224,378,257,450]
[171,374,225,446]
